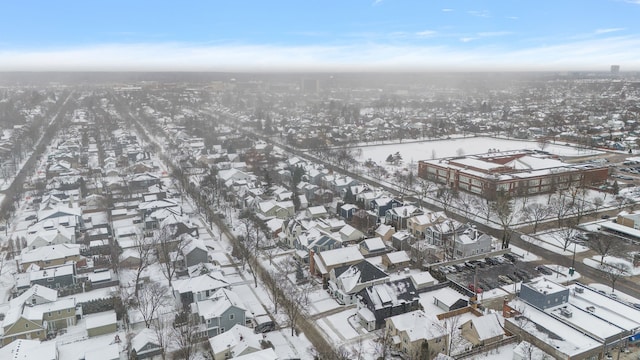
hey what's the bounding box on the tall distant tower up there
[611,65,620,75]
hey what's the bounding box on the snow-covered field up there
[355,136,603,165]
[583,255,640,276]
[521,230,590,256]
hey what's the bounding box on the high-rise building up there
[611,65,620,74]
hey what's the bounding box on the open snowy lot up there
[355,136,603,165]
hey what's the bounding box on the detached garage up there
[85,311,117,338]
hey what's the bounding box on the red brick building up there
[418,150,608,200]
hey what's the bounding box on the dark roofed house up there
[356,278,420,331]
[328,261,390,305]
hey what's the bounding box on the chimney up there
[309,250,316,276]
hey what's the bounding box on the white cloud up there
[459,37,476,43]
[0,36,639,72]
[595,28,624,34]
[467,10,490,18]
[441,8,454,12]
[416,30,437,38]
[477,31,512,37]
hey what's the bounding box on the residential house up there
[407,211,447,239]
[356,278,420,330]
[339,224,365,244]
[328,261,390,305]
[130,328,164,359]
[381,251,412,270]
[192,288,247,338]
[208,325,262,360]
[306,205,329,219]
[181,238,209,268]
[16,264,77,291]
[359,237,387,257]
[450,227,493,259]
[339,203,359,220]
[20,243,82,271]
[391,230,415,253]
[172,273,230,308]
[371,196,402,218]
[27,226,75,250]
[375,223,395,242]
[385,310,449,359]
[385,205,424,230]
[0,339,57,360]
[460,314,505,347]
[312,246,364,283]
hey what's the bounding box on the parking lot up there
[437,255,542,293]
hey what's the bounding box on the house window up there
[47,278,54,282]
[58,310,61,315]
[220,328,225,333]
[229,314,235,320]
[25,323,29,328]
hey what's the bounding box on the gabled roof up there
[333,261,389,293]
[387,310,446,342]
[20,243,81,264]
[208,324,261,355]
[10,285,58,307]
[173,274,229,294]
[468,314,504,341]
[194,288,246,319]
[317,246,364,267]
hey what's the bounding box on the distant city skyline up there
[1,0,639,72]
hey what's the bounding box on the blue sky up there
[1,0,639,71]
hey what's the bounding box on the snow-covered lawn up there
[265,329,314,360]
[307,288,341,316]
[583,255,640,276]
[521,230,590,256]
[509,244,540,262]
[355,136,602,166]
[317,308,360,342]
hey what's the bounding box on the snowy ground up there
[589,283,640,303]
[355,136,603,165]
[508,244,540,262]
[583,255,640,276]
[520,230,590,256]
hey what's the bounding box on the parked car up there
[468,283,483,294]
[536,266,553,275]
[498,275,514,284]
[503,253,517,262]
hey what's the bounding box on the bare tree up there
[523,203,552,234]
[456,192,476,220]
[554,225,579,252]
[592,197,604,218]
[137,281,171,328]
[589,233,621,265]
[442,315,463,356]
[375,326,394,360]
[265,270,284,314]
[152,315,173,360]
[131,232,155,299]
[172,313,201,360]
[154,226,189,290]
[537,137,550,151]
[493,191,515,249]
[550,192,573,228]
[598,262,630,293]
[282,279,311,336]
[437,186,457,215]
